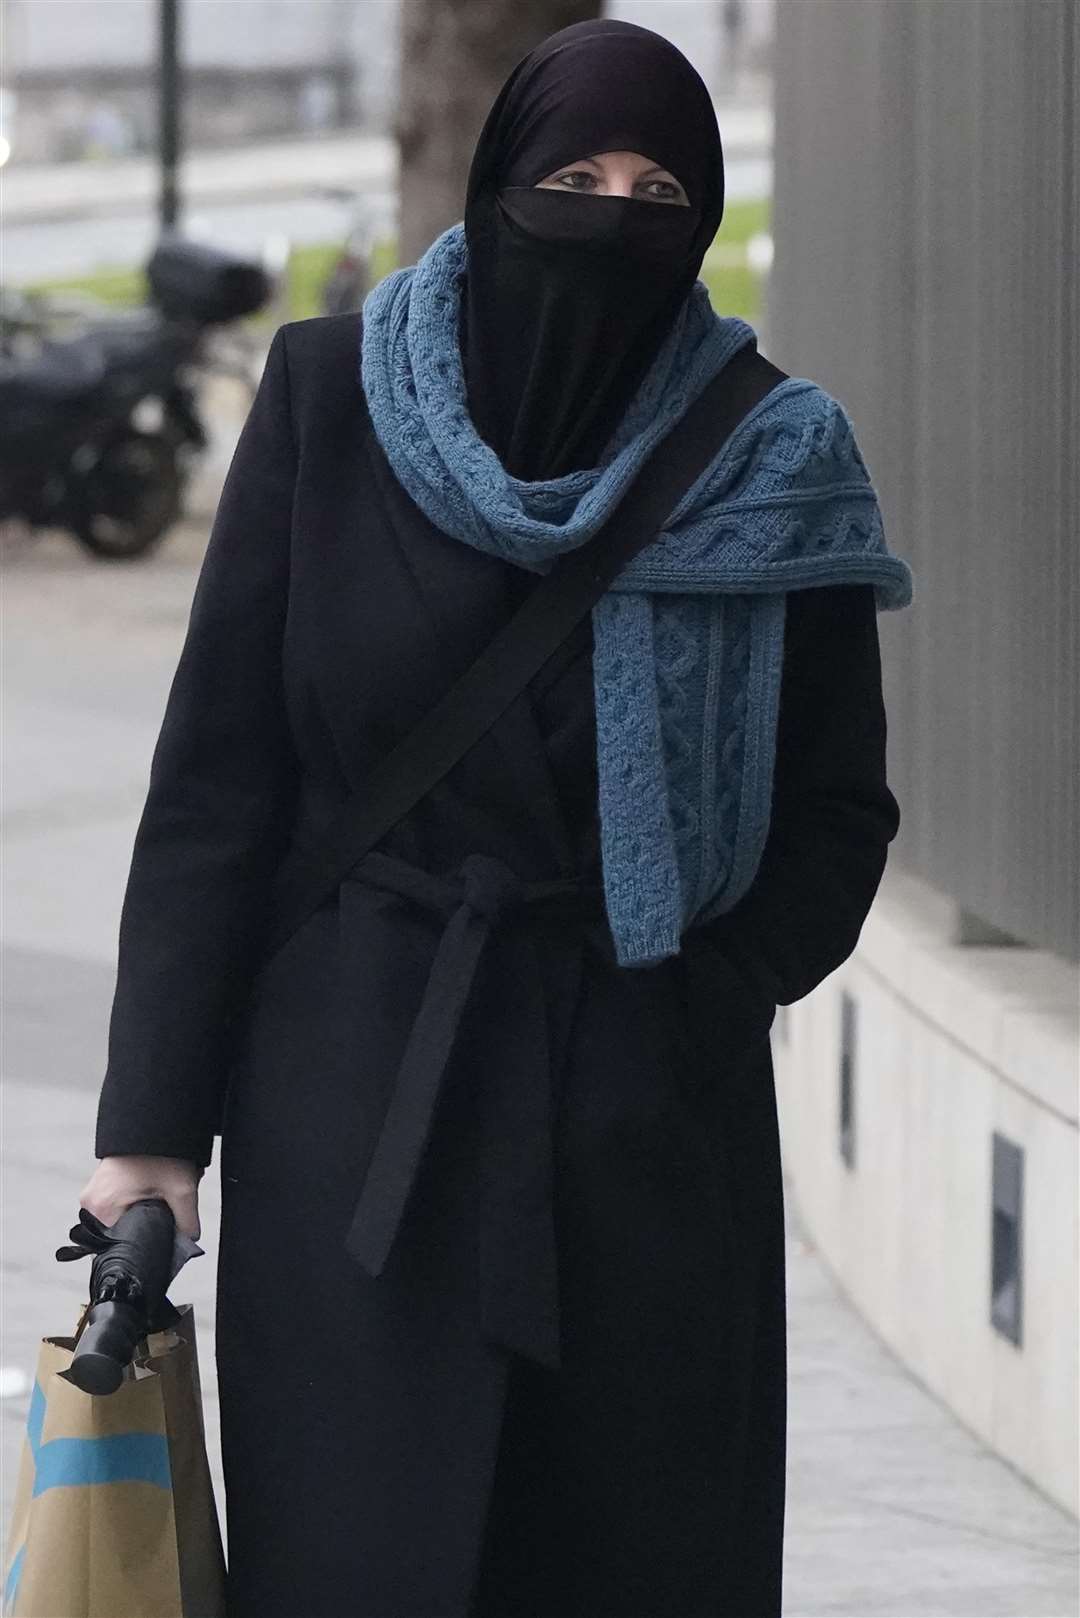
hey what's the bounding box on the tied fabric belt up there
[341,849,604,1371]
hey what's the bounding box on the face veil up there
[460,18,727,482]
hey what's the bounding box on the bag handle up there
[262,341,789,965]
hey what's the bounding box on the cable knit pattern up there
[360,223,914,966]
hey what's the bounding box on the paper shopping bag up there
[2,1301,226,1617]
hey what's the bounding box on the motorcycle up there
[0,238,273,560]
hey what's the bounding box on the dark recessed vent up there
[991,1132,1024,1347]
[838,991,857,1169]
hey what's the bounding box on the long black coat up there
[95,313,900,1618]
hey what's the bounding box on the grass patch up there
[282,241,341,322]
[24,264,148,308]
[701,261,762,321]
[712,196,771,246]
[282,237,397,321]
[27,237,398,325]
[702,195,772,320]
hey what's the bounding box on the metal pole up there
[159,0,181,231]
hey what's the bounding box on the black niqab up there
[462,18,726,481]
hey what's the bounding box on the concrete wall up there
[764,0,1079,1511]
[5,0,357,72]
[2,0,399,158]
[768,0,1078,963]
[5,0,770,77]
[5,0,766,159]
[773,867,1079,1516]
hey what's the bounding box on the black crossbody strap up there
[262,341,788,965]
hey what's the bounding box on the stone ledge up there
[859,867,1079,1128]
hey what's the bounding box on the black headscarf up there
[461,18,726,482]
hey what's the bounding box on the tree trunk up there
[397,0,599,267]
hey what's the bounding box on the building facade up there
[767,0,1078,1515]
[2,0,774,163]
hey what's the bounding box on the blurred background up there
[2,2,1077,1613]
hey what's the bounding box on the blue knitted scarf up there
[360,223,914,967]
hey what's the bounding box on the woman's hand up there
[79,1156,203,1240]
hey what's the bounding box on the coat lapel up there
[307,412,572,866]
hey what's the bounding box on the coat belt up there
[341,849,603,1371]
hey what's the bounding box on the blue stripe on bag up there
[4,1370,173,1614]
[25,1380,44,1452]
[27,1376,173,1495]
[28,1372,175,1495]
[32,1432,173,1495]
[3,1543,26,1615]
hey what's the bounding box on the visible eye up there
[636,178,687,205]
[550,169,598,192]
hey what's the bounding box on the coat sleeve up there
[680,581,900,1052]
[94,325,301,1168]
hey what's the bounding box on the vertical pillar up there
[159,0,181,231]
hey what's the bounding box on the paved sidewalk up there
[2,402,1077,1612]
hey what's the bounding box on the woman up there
[82,18,912,1618]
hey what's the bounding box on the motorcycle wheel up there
[70,429,183,560]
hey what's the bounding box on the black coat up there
[95,313,900,1618]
